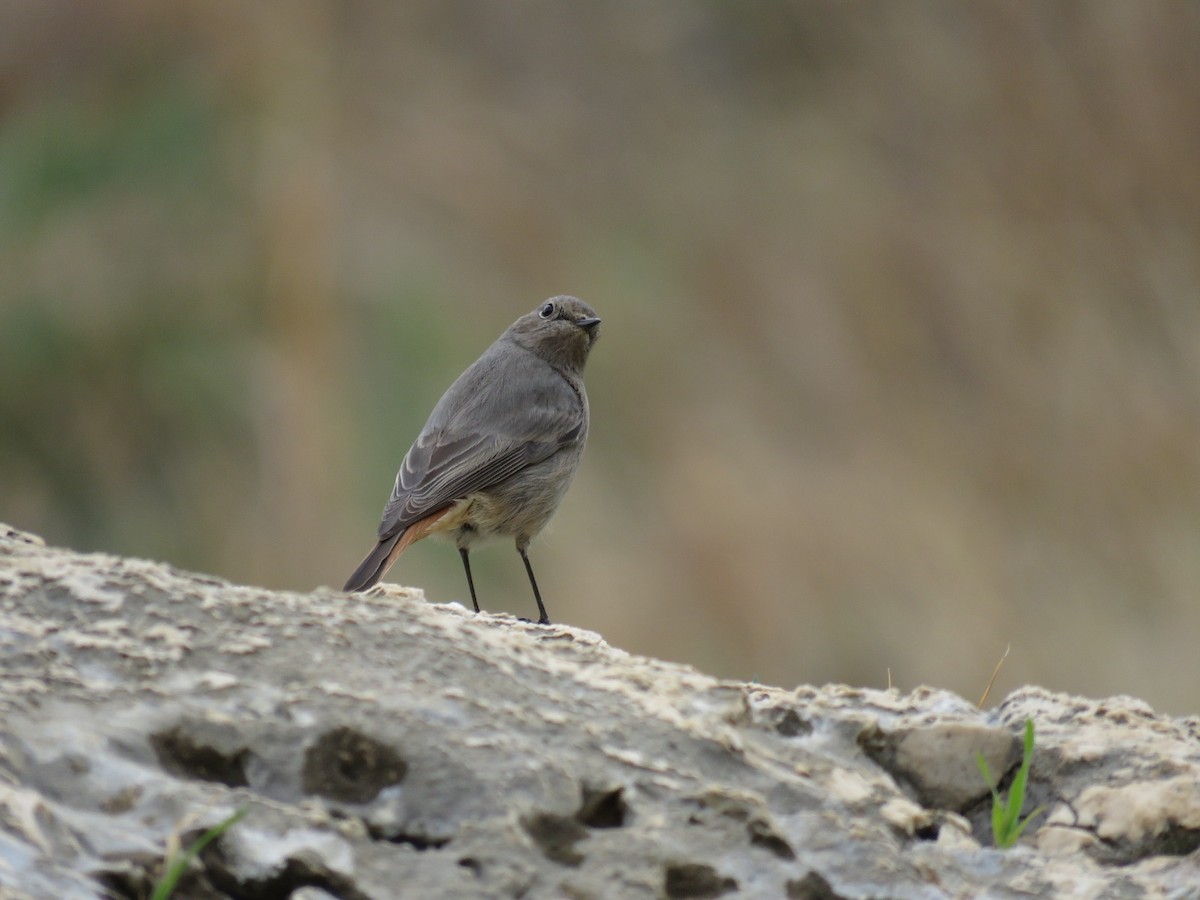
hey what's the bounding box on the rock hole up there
[664,862,738,898]
[747,817,795,859]
[458,856,483,877]
[365,824,450,851]
[206,849,371,900]
[770,708,813,738]
[100,785,143,815]
[96,854,190,900]
[149,724,249,787]
[521,812,588,867]
[787,870,844,899]
[1154,826,1200,858]
[576,785,627,829]
[301,726,406,804]
[915,822,940,841]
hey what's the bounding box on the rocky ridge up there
[1,523,1198,899]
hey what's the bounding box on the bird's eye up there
[538,302,556,320]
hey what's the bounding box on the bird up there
[343,296,601,624]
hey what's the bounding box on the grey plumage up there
[343,296,601,624]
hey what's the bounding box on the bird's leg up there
[459,547,481,613]
[517,546,551,625]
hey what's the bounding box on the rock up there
[1,523,1199,898]
[859,718,1019,810]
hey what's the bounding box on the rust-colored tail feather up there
[342,532,403,592]
[342,508,453,592]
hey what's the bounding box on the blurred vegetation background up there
[3,3,1199,713]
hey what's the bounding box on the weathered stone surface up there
[1,524,1199,898]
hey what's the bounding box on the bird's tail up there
[343,507,455,592]
[342,531,405,592]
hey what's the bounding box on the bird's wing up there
[377,355,584,540]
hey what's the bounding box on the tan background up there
[3,3,1199,713]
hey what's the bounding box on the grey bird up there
[343,296,601,624]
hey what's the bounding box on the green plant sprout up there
[977,719,1046,848]
[151,806,249,900]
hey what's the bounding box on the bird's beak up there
[576,316,601,330]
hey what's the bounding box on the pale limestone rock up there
[1,523,1198,899]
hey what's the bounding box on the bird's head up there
[507,296,601,371]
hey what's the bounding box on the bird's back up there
[377,334,587,540]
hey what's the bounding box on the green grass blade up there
[977,751,1008,846]
[1004,721,1036,821]
[977,719,1041,848]
[151,806,249,900]
[975,752,996,794]
[1006,803,1048,845]
[992,797,1009,846]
